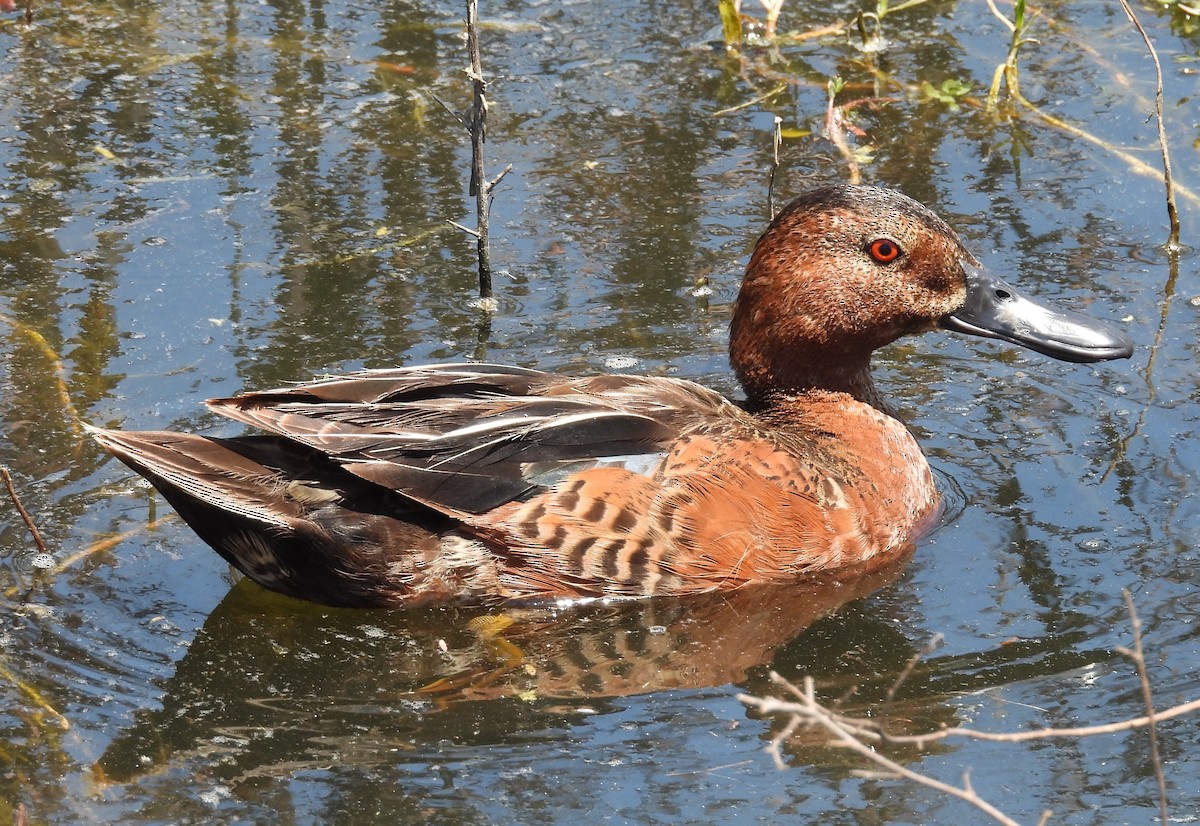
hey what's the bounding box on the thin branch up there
[766,712,802,770]
[448,219,481,238]
[1117,0,1181,248]
[1116,589,1169,824]
[486,163,513,194]
[886,633,942,706]
[1,468,49,556]
[429,93,465,126]
[743,595,1200,824]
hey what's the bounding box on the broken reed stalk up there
[1117,589,1170,824]
[1117,0,1181,249]
[465,0,491,298]
[1,467,49,556]
[767,116,782,220]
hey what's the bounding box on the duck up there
[89,185,1133,608]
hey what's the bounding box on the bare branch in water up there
[742,594,1197,824]
[1117,0,1181,249]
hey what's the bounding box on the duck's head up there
[730,185,1133,406]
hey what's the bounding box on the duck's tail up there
[87,426,475,607]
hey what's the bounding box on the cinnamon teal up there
[90,185,1133,608]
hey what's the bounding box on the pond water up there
[2,0,1199,822]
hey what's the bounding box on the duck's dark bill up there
[939,262,1134,363]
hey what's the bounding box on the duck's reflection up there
[97,553,952,782]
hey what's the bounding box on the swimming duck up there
[90,185,1132,608]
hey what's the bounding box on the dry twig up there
[436,1,509,302]
[741,596,1196,824]
[747,674,1022,826]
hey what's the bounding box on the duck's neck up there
[728,270,899,414]
[731,337,890,415]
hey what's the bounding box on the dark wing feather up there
[346,461,538,514]
[201,364,710,515]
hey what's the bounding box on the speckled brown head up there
[730,185,1132,407]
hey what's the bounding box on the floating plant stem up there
[1013,92,1199,208]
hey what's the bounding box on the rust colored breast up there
[477,393,939,601]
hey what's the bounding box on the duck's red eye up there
[868,238,902,264]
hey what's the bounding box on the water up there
[1,1,1199,822]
